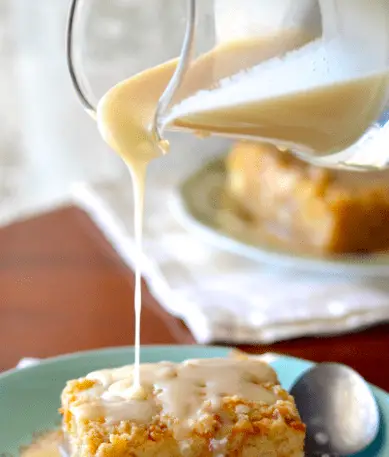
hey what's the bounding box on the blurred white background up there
[0,0,136,225]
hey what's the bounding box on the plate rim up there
[0,344,231,381]
[2,344,388,396]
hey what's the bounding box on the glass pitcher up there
[67,0,389,170]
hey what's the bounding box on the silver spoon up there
[290,363,380,456]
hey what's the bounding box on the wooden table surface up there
[1,206,389,390]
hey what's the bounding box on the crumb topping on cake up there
[61,358,305,457]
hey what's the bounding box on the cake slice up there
[61,358,305,457]
[226,141,389,254]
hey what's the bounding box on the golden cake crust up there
[61,359,305,457]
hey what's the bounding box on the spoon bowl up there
[291,363,380,456]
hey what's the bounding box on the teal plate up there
[0,345,388,456]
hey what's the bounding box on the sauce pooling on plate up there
[20,431,63,457]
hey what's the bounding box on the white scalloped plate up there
[171,158,389,276]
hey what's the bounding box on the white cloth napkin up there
[71,134,389,345]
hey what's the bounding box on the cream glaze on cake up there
[68,358,278,426]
